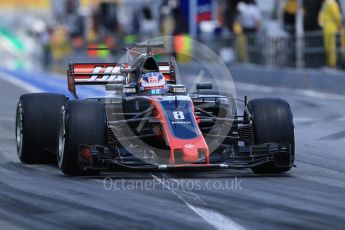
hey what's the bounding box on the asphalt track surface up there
[0,66,345,230]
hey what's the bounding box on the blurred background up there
[1,0,345,72]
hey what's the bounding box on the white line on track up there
[235,82,345,101]
[0,72,42,93]
[0,216,25,230]
[151,173,245,230]
[293,117,317,122]
[293,117,345,122]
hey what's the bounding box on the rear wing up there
[67,63,127,98]
[67,62,176,98]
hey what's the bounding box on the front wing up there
[78,142,292,171]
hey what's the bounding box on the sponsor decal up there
[171,111,191,124]
[73,65,123,82]
[143,86,164,90]
[148,76,158,84]
[184,144,194,149]
[171,121,192,125]
[90,66,121,81]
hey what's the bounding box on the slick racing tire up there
[16,93,67,164]
[248,98,295,174]
[58,100,106,176]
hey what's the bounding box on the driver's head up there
[139,72,167,95]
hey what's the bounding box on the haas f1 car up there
[16,42,295,176]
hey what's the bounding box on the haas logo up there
[89,66,122,81]
[148,77,158,84]
[184,144,194,149]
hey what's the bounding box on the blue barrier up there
[0,68,105,99]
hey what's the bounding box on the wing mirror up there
[196,82,212,90]
[168,85,187,95]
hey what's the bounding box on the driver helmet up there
[139,72,167,95]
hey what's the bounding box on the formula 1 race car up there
[15,42,295,176]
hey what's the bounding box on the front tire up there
[248,98,295,174]
[16,93,67,164]
[58,100,107,176]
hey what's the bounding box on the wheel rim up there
[16,102,23,157]
[58,107,66,168]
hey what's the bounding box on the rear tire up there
[248,98,295,174]
[16,93,67,164]
[58,100,106,176]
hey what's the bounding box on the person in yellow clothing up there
[319,0,342,68]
